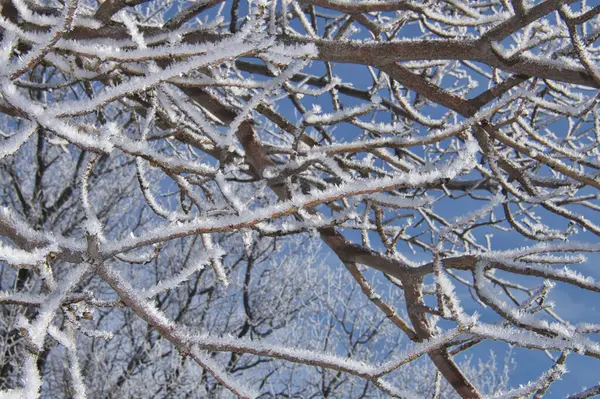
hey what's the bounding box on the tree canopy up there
[0,0,600,397]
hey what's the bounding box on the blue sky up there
[267,9,600,396]
[151,1,600,395]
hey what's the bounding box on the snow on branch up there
[2,0,600,396]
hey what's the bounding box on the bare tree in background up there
[0,0,599,397]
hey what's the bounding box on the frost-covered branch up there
[1,0,600,396]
